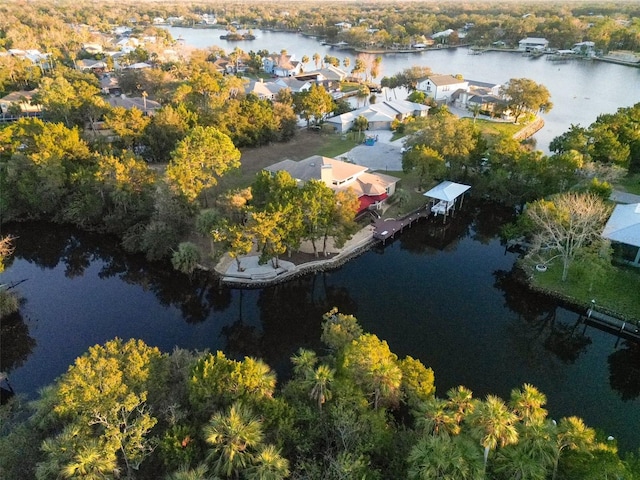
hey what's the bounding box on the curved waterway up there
[3,204,640,451]
[167,27,640,154]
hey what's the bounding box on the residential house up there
[335,22,352,29]
[431,29,454,43]
[245,79,282,100]
[274,77,312,94]
[573,41,596,57]
[106,95,161,116]
[0,90,41,119]
[417,74,468,103]
[518,37,549,52]
[76,59,108,73]
[100,75,121,95]
[296,65,348,91]
[452,79,506,115]
[602,203,640,267]
[263,54,301,77]
[264,155,399,213]
[325,99,429,134]
[83,43,104,55]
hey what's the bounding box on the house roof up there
[423,181,471,202]
[426,74,466,86]
[265,156,367,184]
[0,90,38,103]
[602,203,640,248]
[106,95,161,113]
[325,99,429,127]
[519,37,548,45]
[245,80,280,98]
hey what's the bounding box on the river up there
[2,28,640,452]
[167,26,640,154]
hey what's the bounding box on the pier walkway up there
[581,306,640,343]
[373,208,431,243]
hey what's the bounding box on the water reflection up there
[0,307,36,374]
[495,269,592,365]
[8,223,234,325]
[608,341,640,401]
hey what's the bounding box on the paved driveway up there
[340,130,406,172]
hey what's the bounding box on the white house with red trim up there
[265,155,399,214]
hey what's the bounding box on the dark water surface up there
[2,205,640,451]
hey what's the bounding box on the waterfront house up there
[296,65,348,91]
[452,79,506,115]
[263,54,302,77]
[573,41,596,57]
[265,155,399,213]
[325,99,429,133]
[602,203,640,267]
[417,74,468,103]
[518,37,549,52]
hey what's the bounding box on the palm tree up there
[446,385,475,426]
[353,115,369,142]
[290,348,317,379]
[551,416,595,480]
[312,52,320,69]
[308,364,334,411]
[509,383,548,427]
[204,402,264,479]
[166,463,219,480]
[61,440,118,480]
[416,397,459,436]
[343,57,350,70]
[468,395,519,475]
[245,445,290,480]
[469,103,482,123]
[408,434,483,480]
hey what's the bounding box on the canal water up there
[3,203,640,451]
[167,26,640,154]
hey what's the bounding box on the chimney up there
[320,163,333,186]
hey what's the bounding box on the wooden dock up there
[373,209,431,243]
[582,308,640,342]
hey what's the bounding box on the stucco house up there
[518,37,549,52]
[417,74,468,103]
[325,99,429,134]
[264,155,399,213]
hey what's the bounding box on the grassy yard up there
[526,259,640,321]
[316,132,360,158]
[375,170,433,218]
[461,117,523,144]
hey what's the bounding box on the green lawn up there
[526,259,640,322]
[461,117,523,143]
[316,132,361,158]
[373,170,432,218]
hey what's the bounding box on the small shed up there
[423,181,471,220]
[602,203,640,266]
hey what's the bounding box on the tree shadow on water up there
[608,341,640,401]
